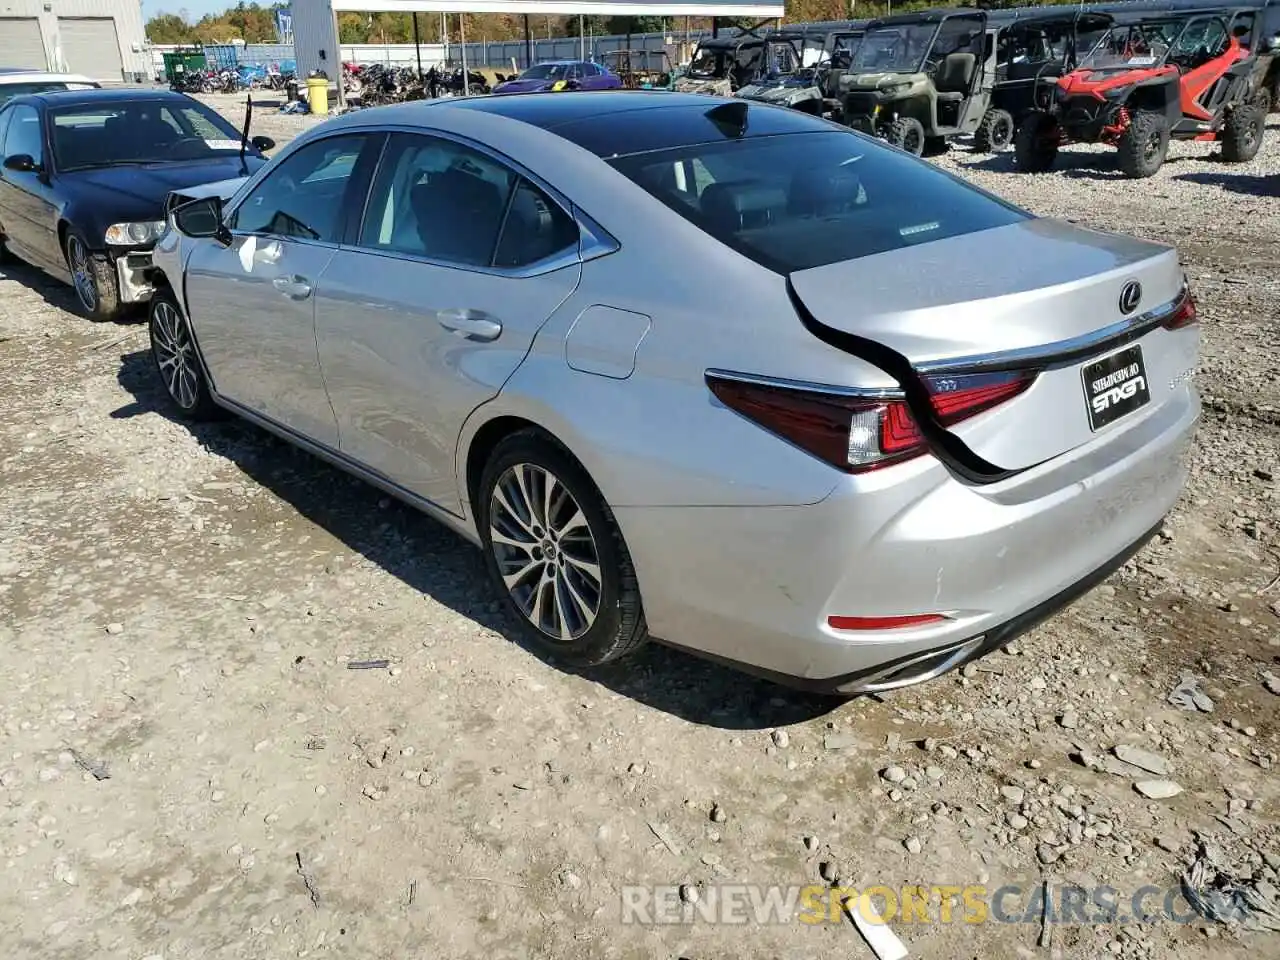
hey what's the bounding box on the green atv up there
[840,9,996,156]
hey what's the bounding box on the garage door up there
[58,17,123,81]
[0,18,47,71]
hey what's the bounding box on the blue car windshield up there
[50,100,250,171]
[520,64,569,80]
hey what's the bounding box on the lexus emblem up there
[1119,280,1142,315]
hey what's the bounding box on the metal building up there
[0,0,149,81]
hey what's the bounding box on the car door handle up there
[272,274,313,300]
[437,309,502,342]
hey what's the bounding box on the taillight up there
[1160,284,1197,330]
[706,370,1035,473]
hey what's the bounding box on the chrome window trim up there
[912,288,1188,376]
[705,368,905,401]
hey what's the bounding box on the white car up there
[0,70,99,108]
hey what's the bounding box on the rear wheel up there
[973,107,1015,152]
[1117,110,1169,178]
[1221,102,1264,162]
[478,431,648,668]
[1252,86,1272,115]
[1013,111,1059,173]
[886,116,925,156]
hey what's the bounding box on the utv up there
[734,29,869,115]
[1091,0,1280,112]
[973,10,1118,152]
[1015,11,1267,178]
[674,35,767,96]
[839,9,998,156]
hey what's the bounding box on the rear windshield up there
[609,130,1028,273]
[0,81,90,108]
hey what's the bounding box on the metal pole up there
[461,15,469,94]
[523,14,533,68]
[579,14,585,60]
[413,12,422,79]
[442,12,449,66]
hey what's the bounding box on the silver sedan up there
[149,92,1200,694]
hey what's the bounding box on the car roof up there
[332,91,835,158]
[21,87,193,107]
[694,34,767,49]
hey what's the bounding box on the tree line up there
[145,0,1085,47]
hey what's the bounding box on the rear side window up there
[609,130,1028,273]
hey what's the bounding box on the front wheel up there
[64,231,121,322]
[1013,111,1059,173]
[148,289,222,420]
[973,107,1015,152]
[1117,110,1169,178]
[1220,102,1264,162]
[478,431,648,668]
[886,116,926,156]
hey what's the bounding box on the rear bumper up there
[615,384,1198,693]
[660,518,1161,695]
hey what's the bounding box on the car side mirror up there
[3,153,39,173]
[173,195,231,247]
[251,134,275,152]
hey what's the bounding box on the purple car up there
[491,60,622,95]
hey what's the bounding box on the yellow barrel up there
[306,76,329,115]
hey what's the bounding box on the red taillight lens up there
[707,370,1035,473]
[1160,285,1197,330]
[828,613,949,631]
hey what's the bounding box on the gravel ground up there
[1,93,1278,960]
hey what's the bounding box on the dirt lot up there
[1,94,1279,960]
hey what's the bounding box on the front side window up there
[611,130,1027,274]
[3,104,43,166]
[50,100,253,171]
[231,134,366,243]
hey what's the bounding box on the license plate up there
[1082,344,1151,431]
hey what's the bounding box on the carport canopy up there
[320,0,785,103]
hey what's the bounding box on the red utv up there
[1015,11,1266,178]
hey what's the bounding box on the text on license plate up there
[1082,344,1151,431]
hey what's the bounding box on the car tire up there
[1252,86,1272,115]
[1013,111,1059,173]
[886,116,926,156]
[148,289,223,421]
[64,230,121,322]
[1221,102,1264,162]
[973,107,1015,152]
[478,430,648,668]
[1117,110,1169,178]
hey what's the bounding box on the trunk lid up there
[788,218,1193,471]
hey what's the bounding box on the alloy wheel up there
[151,300,200,410]
[67,237,97,313]
[489,463,602,642]
[1144,132,1162,163]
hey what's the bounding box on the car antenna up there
[239,94,253,176]
[706,100,749,137]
